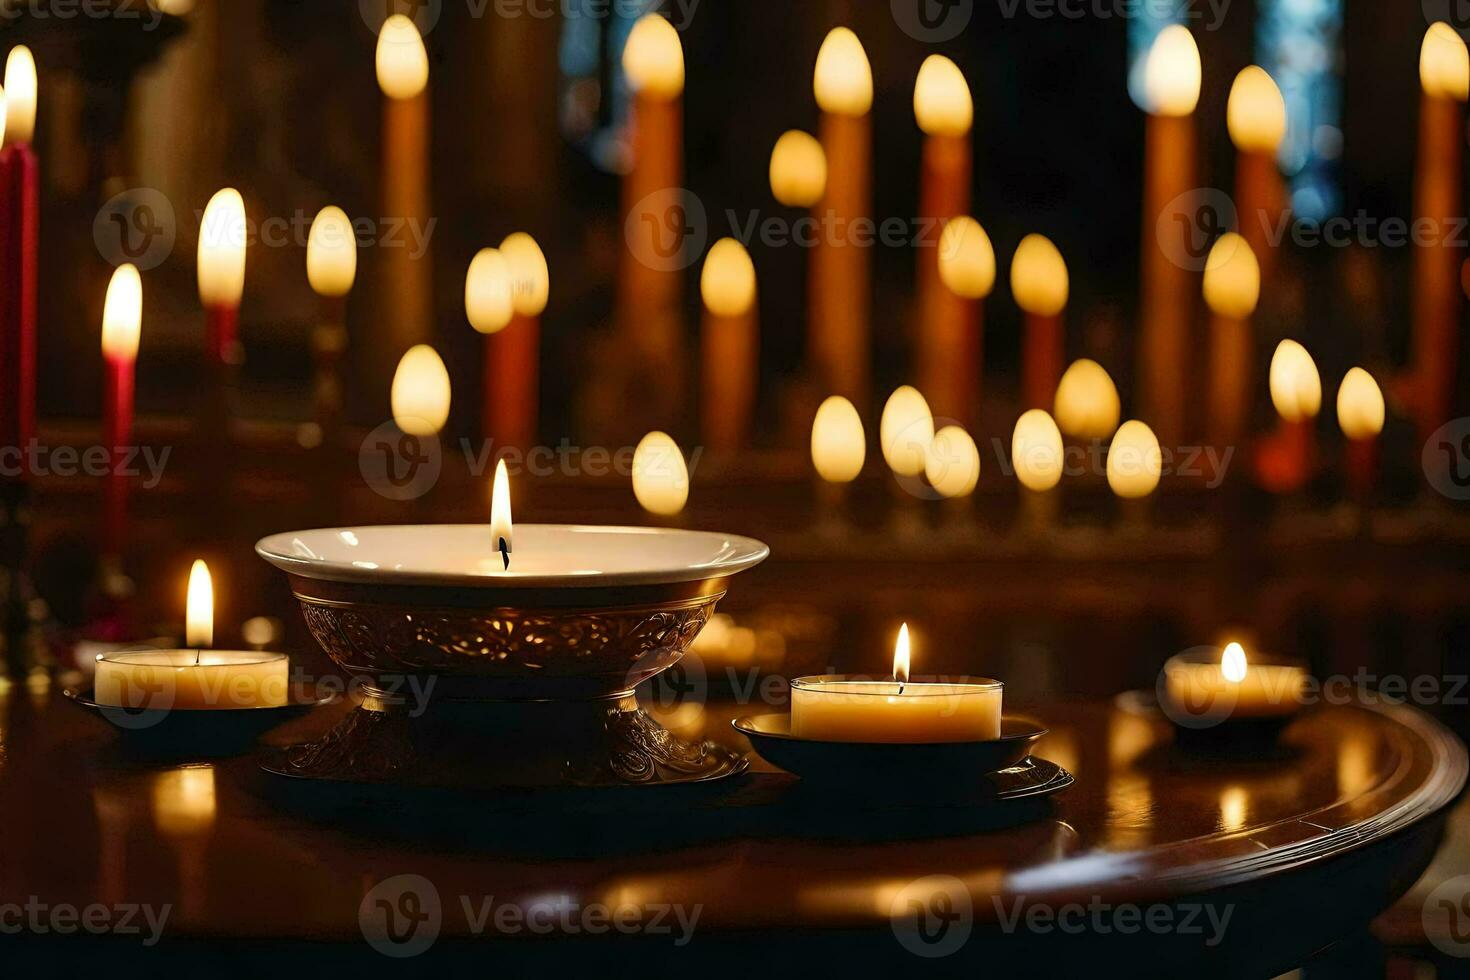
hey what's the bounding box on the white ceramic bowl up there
[255,524,770,591]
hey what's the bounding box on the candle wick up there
[194,648,201,666]
[498,537,511,571]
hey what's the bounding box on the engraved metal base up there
[262,689,748,791]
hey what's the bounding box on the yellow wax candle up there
[789,625,1002,743]
[1163,643,1306,721]
[95,651,289,711]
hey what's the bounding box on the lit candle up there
[811,395,865,525]
[914,56,974,419]
[0,47,37,475]
[197,187,247,366]
[1139,25,1201,450]
[632,430,689,518]
[391,343,452,437]
[1413,23,1469,445]
[94,560,289,710]
[1202,233,1260,454]
[1163,642,1306,723]
[811,27,873,405]
[490,232,549,452]
[100,264,142,558]
[1226,67,1286,290]
[305,206,356,443]
[880,386,935,485]
[925,425,981,501]
[790,624,1002,743]
[1336,367,1385,506]
[1260,339,1321,494]
[1107,420,1163,520]
[1053,358,1121,442]
[1011,235,1068,411]
[464,246,516,446]
[377,16,432,367]
[933,216,995,425]
[620,13,685,364]
[1012,408,1064,527]
[769,130,826,209]
[700,237,758,453]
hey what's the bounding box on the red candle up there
[1337,367,1385,505]
[1,46,39,477]
[490,233,548,452]
[1261,340,1322,494]
[197,187,246,364]
[1011,235,1068,411]
[100,265,142,556]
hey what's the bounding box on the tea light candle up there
[790,625,1002,743]
[1163,643,1305,721]
[93,560,288,710]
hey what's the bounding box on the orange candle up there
[933,216,994,425]
[1011,235,1068,411]
[1260,339,1321,494]
[914,56,974,416]
[811,27,873,406]
[1138,26,1201,449]
[1202,233,1261,453]
[700,238,758,452]
[1227,67,1287,292]
[305,206,357,443]
[619,14,685,364]
[1412,23,1469,444]
[487,233,548,453]
[377,16,432,364]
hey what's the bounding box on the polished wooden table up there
[0,681,1463,975]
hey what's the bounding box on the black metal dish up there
[64,684,335,755]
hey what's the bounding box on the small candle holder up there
[1157,648,1309,744]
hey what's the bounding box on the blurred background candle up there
[100,265,142,559]
[632,430,689,518]
[491,232,549,453]
[93,560,288,710]
[1138,25,1201,450]
[880,386,934,489]
[1412,23,1468,447]
[1226,67,1287,291]
[925,425,981,504]
[1262,339,1322,494]
[1202,233,1261,454]
[769,129,826,209]
[391,343,452,437]
[305,206,356,445]
[0,46,37,475]
[1336,367,1385,506]
[1011,235,1068,411]
[811,27,872,406]
[1012,408,1064,528]
[914,55,974,417]
[932,216,995,426]
[376,15,432,389]
[810,395,864,525]
[1108,419,1163,523]
[196,187,247,440]
[700,237,758,453]
[464,246,515,446]
[1054,358,1121,443]
[620,14,686,368]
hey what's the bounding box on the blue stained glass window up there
[1257,0,1345,222]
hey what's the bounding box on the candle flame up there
[465,248,515,334]
[700,238,757,317]
[376,15,429,100]
[1054,359,1121,440]
[1143,25,1201,117]
[500,232,550,317]
[1227,66,1287,153]
[632,431,689,516]
[391,344,452,436]
[1222,642,1247,684]
[186,559,214,649]
[306,206,357,298]
[893,624,911,685]
[197,188,248,308]
[1422,23,1469,101]
[769,130,827,208]
[925,426,981,499]
[914,54,972,137]
[1011,409,1064,492]
[811,395,865,484]
[1011,234,1069,317]
[1268,339,1322,423]
[102,264,143,362]
[938,216,996,300]
[490,459,513,569]
[1106,420,1163,500]
[1337,367,1385,441]
[879,386,935,478]
[813,27,872,116]
[623,14,685,98]
[1201,233,1260,319]
[3,46,36,146]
